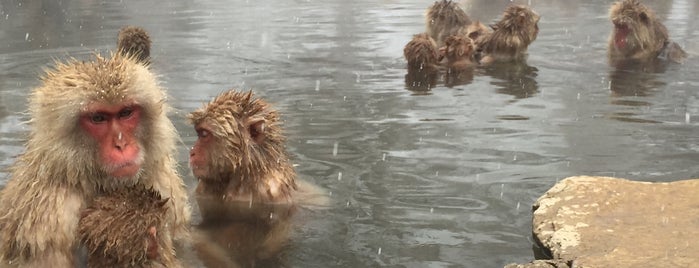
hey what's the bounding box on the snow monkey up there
[79,186,181,268]
[608,0,686,64]
[117,25,152,64]
[474,5,540,64]
[0,52,190,267]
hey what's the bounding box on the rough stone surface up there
[510,176,699,268]
[504,260,569,268]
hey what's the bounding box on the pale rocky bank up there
[506,176,699,268]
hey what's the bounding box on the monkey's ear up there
[248,118,267,144]
[638,12,649,24]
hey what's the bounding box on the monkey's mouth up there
[108,162,142,178]
[614,23,630,49]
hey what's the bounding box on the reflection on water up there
[404,68,438,93]
[192,199,296,267]
[484,61,539,99]
[608,60,668,97]
[0,0,699,267]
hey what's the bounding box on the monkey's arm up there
[0,181,84,268]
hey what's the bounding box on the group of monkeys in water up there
[0,24,316,267]
[0,0,689,267]
[404,0,687,88]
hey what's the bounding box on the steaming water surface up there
[1,0,698,267]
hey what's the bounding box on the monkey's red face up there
[190,123,213,179]
[80,102,143,178]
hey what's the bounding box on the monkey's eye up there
[90,114,107,123]
[197,129,210,138]
[118,108,134,119]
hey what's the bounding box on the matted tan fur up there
[80,186,180,268]
[475,5,539,63]
[425,0,472,47]
[0,52,190,267]
[608,0,686,63]
[117,25,152,64]
[188,90,297,205]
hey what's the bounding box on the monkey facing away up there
[425,0,472,47]
[117,25,152,64]
[0,52,190,267]
[475,5,540,64]
[79,186,180,268]
[608,0,686,64]
[403,33,440,91]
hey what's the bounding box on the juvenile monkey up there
[404,33,441,72]
[425,0,472,47]
[117,25,152,64]
[403,33,440,91]
[80,186,180,268]
[443,35,477,70]
[462,20,491,43]
[608,0,686,64]
[443,35,477,87]
[188,90,309,267]
[188,90,297,210]
[475,5,540,64]
[0,53,190,267]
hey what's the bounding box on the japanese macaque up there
[463,20,491,43]
[403,33,440,91]
[117,25,152,64]
[475,5,540,64]
[188,90,297,213]
[79,186,180,268]
[0,53,190,267]
[443,35,477,70]
[187,90,328,267]
[608,0,686,64]
[443,35,476,87]
[425,0,472,47]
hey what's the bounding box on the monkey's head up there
[29,52,174,188]
[117,25,152,64]
[498,5,539,43]
[464,21,490,41]
[80,186,170,266]
[444,35,475,62]
[404,33,440,70]
[187,90,287,183]
[609,0,666,56]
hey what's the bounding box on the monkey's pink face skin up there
[80,102,143,178]
[190,123,213,179]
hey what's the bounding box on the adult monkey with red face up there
[0,53,190,267]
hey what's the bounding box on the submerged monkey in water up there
[188,90,328,267]
[608,0,686,64]
[117,25,152,64]
[474,5,540,64]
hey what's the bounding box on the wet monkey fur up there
[79,186,180,268]
[608,0,686,64]
[117,25,152,64]
[0,53,190,267]
[188,90,297,210]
